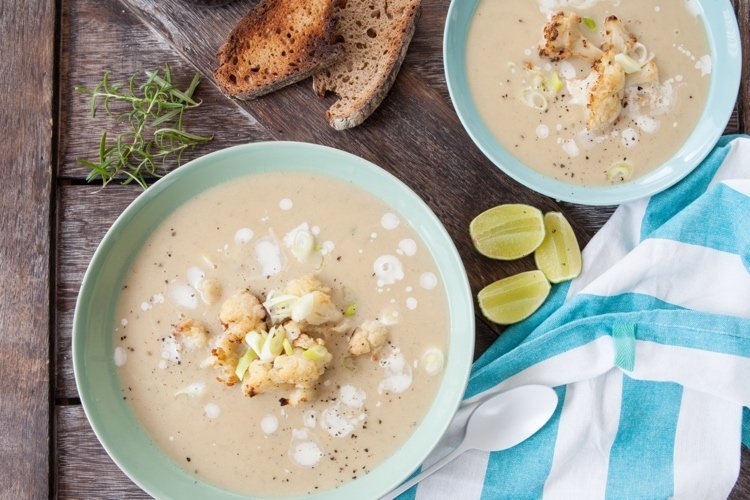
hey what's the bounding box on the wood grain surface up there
[11,0,748,496]
[0,1,55,499]
[738,0,750,133]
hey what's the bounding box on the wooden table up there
[0,0,748,497]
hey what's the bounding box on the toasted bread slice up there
[312,0,421,130]
[215,0,342,99]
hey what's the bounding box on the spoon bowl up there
[467,384,559,452]
[382,385,558,499]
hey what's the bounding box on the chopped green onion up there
[614,53,642,74]
[608,162,633,183]
[291,229,315,262]
[546,71,564,95]
[262,292,299,322]
[174,382,206,398]
[245,331,264,357]
[522,88,549,111]
[421,348,445,376]
[303,344,329,361]
[531,73,544,90]
[291,293,315,322]
[631,42,650,65]
[582,17,596,30]
[235,348,258,380]
[260,326,285,361]
[283,338,294,356]
[344,303,358,317]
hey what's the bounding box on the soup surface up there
[114,172,449,496]
[466,0,711,186]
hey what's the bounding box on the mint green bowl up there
[444,0,742,205]
[73,142,475,499]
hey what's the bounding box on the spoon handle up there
[380,445,467,500]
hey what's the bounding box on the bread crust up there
[312,0,421,130]
[215,0,342,99]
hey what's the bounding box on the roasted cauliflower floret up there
[239,335,332,398]
[602,15,637,54]
[219,290,267,342]
[204,275,343,403]
[172,319,208,350]
[626,60,659,88]
[585,51,626,132]
[271,350,330,388]
[302,291,343,325]
[241,360,275,397]
[265,276,343,325]
[291,333,317,350]
[210,337,241,386]
[283,320,303,341]
[348,320,389,357]
[538,11,603,62]
[197,278,223,306]
[285,275,330,296]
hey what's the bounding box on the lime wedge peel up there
[469,204,545,260]
[534,212,582,283]
[478,270,551,325]
[471,206,582,325]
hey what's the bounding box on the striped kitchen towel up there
[404,135,750,500]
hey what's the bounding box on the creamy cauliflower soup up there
[114,173,449,496]
[466,0,711,185]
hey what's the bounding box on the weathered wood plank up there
[59,0,273,180]
[738,0,750,134]
[0,1,54,498]
[57,405,150,499]
[406,0,451,102]
[56,185,139,399]
[730,447,750,499]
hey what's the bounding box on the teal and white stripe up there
[402,136,750,499]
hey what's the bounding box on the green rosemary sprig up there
[76,64,212,189]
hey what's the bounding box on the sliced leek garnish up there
[283,338,294,356]
[291,229,316,262]
[263,292,299,323]
[235,348,258,381]
[608,162,633,183]
[245,331,264,357]
[303,344,329,361]
[522,88,549,111]
[546,71,564,95]
[260,326,286,361]
[631,42,650,66]
[174,382,206,398]
[291,293,315,322]
[421,348,445,376]
[615,53,642,74]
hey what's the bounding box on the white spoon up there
[381,384,558,500]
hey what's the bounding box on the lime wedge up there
[478,270,551,325]
[534,212,582,283]
[470,204,545,260]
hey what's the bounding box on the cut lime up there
[470,204,545,260]
[478,270,551,325]
[534,212,582,283]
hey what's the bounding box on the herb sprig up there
[76,64,212,189]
